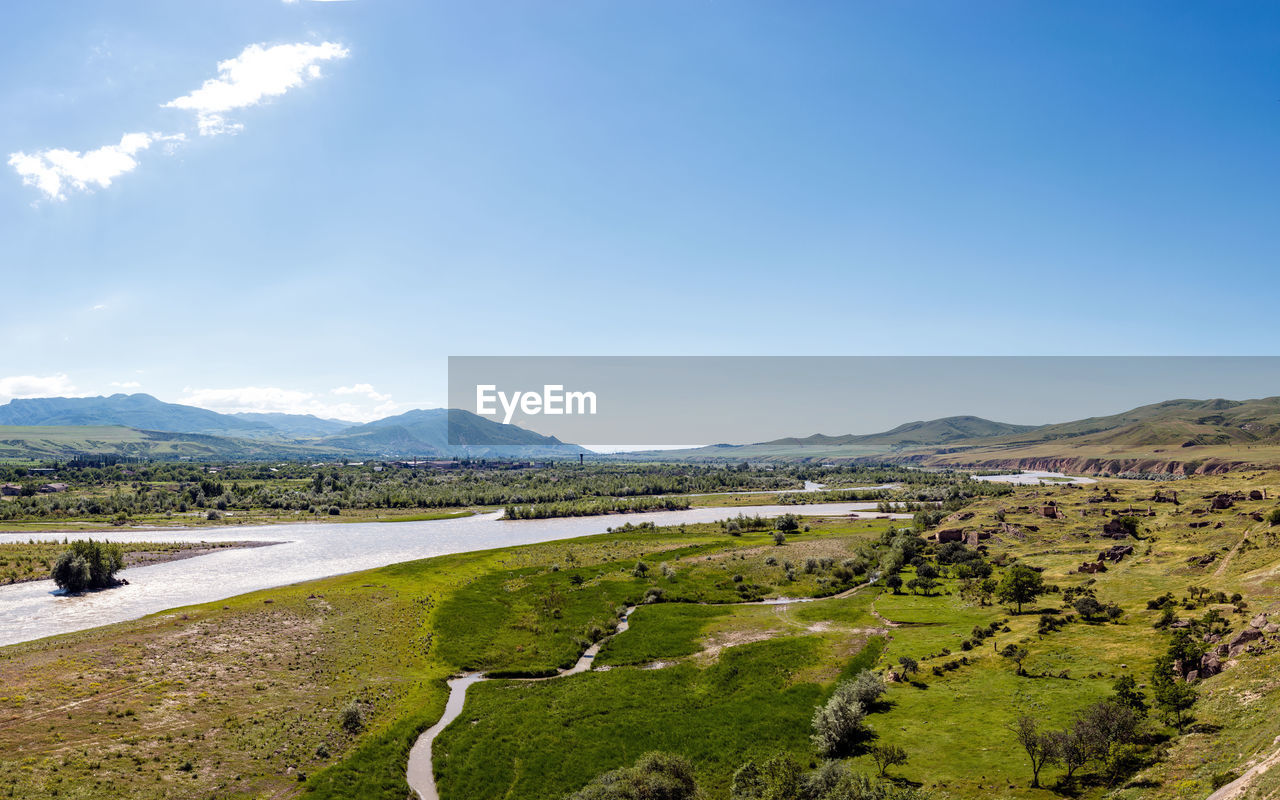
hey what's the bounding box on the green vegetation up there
[50,539,124,592]
[9,469,1280,800]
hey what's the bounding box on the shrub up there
[811,678,869,756]
[340,701,364,734]
[51,540,125,593]
[772,531,787,546]
[568,752,699,800]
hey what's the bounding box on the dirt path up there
[408,580,883,799]
[1214,525,1259,578]
[1205,736,1280,800]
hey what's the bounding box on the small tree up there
[775,514,800,533]
[811,679,868,756]
[897,656,919,678]
[51,540,125,593]
[885,574,902,594]
[772,531,787,546]
[1011,714,1057,789]
[1112,674,1149,717]
[1000,643,1030,676]
[1073,596,1105,621]
[997,564,1046,613]
[1152,660,1197,732]
[868,743,907,777]
[846,669,886,706]
[1047,726,1089,781]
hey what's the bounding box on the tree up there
[885,574,902,594]
[812,680,868,757]
[570,752,701,800]
[1073,596,1105,621]
[775,514,800,533]
[1000,643,1030,676]
[1152,658,1197,732]
[1046,727,1089,781]
[772,531,787,546]
[51,539,125,593]
[846,669,886,706]
[1112,674,1148,717]
[868,743,908,777]
[997,564,1046,613]
[897,656,919,678]
[1011,714,1057,788]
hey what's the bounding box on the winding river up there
[0,501,906,647]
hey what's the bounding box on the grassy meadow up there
[3,472,1280,799]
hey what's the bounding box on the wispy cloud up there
[10,40,348,200]
[110,381,142,390]
[8,132,184,201]
[163,42,350,136]
[180,384,398,422]
[0,373,80,403]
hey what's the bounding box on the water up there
[0,501,901,647]
[972,470,1096,485]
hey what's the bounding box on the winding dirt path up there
[1205,736,1280,800]
[407,581,881,800]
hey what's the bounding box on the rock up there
[1229,627,1264,649]
[1251,613,1268,629]
[937,529,964,543]
[1249,490,1265,501]
[1264,623,1280,635]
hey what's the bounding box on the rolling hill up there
[625,415,1038,462]
[0,394,341,440]
[0,396,587,460]
[900,397,1280,474]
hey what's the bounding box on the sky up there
[1,1,1278,424]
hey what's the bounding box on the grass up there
[0,539,270,584]
[7,471,1280,800]
[434,637,830,800]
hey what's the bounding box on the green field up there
[4,472,1280,800]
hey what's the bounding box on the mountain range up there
[624,398,1280,475]
[6,393,1280,473]
[0,394,585,460]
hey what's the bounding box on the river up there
[0,501,904,647]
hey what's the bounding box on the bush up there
[568,752,699,800]
[340,701,364,734]
[51,540,125,593]
[811,678,869,756]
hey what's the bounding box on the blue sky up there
[2,1,1278,422]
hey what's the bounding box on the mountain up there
[0,395,587,460]
[762,416,1038,448]
[0,426,324,461]
[902,397,1280,474]
[620,415,1038,462]
[230,412,351,438]
[322,409,589,458]
[0,394,339,440]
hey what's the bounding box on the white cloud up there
[180,385,398,423]
[92,303,107,311]
[332,383,390,402]
[0,373,80,403]
[164,41,350,135]
[110,381,142,389]
[8,132,184,201]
